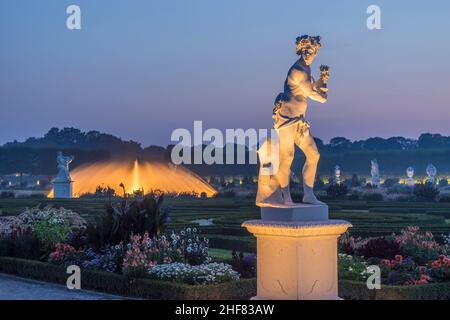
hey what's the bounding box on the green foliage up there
[0,231,42,260]
[12,233,42,260]
[87,195,166,248]
[338,254,369,282]
[32,219,69,251]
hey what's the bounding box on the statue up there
[53,151,74,198]
[370,159,380,187]
[426,164,437,184]
[244,34,352,301]
[406,166,415,187]
[256,35,328,206]
[55,151,74,182]
[334,165,341,185]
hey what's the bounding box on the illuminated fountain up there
[49,159,216,198]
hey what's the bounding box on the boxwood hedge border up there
[0,257,255,300]
[1,257,449,300]
[339,280,450,300]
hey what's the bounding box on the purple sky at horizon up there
[1,0,450,148]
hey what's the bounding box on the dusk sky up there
[1,0,449,147]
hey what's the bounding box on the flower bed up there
[1,256,449,300]
[1,201,450,299]
[0,200,246,297]
[338,226,450,286]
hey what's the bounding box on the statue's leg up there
[295,133,323,204]
[275,124,297,205]
[277,124,297,187]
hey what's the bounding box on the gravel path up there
[0,273,125,300]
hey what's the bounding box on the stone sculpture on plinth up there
[334,165,341,185]
[53,151,74,198]
[243,35,351,300]
[426,164,437,184]
[406,166,415,187]
[371,159,381,187]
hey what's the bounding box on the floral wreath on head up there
[295,35,321,56]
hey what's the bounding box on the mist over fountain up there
[49,159,216,198]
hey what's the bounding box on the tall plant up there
[87,195,166,248]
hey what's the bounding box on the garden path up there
[0,273,125,300]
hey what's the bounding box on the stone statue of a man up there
[257,35,329,206]
[55,151,74,182]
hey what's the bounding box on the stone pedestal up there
[243,205,351,300]
[260,203,328,221]
[53,180,73,199]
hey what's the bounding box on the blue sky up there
[1,0,449,147]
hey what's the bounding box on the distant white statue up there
[334,165,341,185]
[426,164,437,184]
[55,151,74,182]
[53,151,74,198]
[256,35,328,207]
[371,159,380,187]
[406,166,415,187]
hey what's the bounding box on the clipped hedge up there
[426,210,450,219]
[339,280,450,300]
[206,235,256,252]
[0,257,256,300]
[1,257,450,300]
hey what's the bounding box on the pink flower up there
[431,261,441,268]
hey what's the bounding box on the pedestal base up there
[242,219,351,300]
[53,181,73,199]
[260,203,328,221]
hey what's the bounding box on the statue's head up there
[296,35,321,65]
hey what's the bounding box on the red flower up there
[381,259,391,266]
[431,260,441,268]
